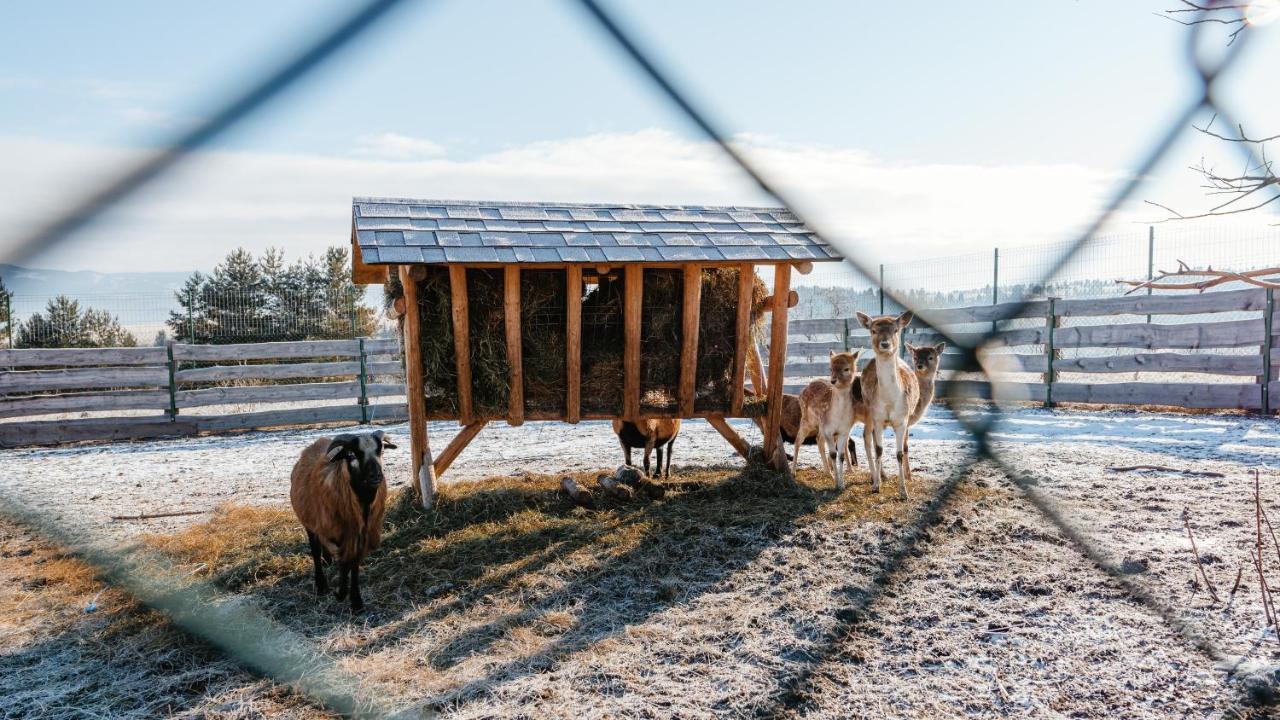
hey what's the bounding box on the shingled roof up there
[351,198,842,265]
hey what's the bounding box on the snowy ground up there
[5,407,1280,717]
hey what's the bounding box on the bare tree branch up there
[1117,262,1280,294]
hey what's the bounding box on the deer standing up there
[792,350,861,489]
[857,311,920,499]
[906,341,945,426]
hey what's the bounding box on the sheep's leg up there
[336,562,349,601]
[893,420,911,500]
[655,446,664,481]
[306,531,328,595]
[348,562,364,613]
[624,444,633,468]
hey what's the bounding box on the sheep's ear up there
[375,431,398,450]
[855,311,871,329]
[895,310,914,329]
[325,435,354,462]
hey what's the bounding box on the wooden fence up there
[0,338,406,448]
[2,289,1276,448]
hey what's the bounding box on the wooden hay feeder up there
[350,199,842,505]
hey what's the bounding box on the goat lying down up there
[290,431,396,612]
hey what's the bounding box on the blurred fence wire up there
[1,0,1277,717]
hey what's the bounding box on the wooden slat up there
[788,318,846,335]
[706,415,750,459]
[433,421,486,477]
[678,264,703,417]
[762,264,791,467]
[173,340,360,362]
[0,390,169,419]
[1052,382,1260,409]
[1054,319,1262,350]
[1057,288,1266,317]
[0,366,168,393]
[175,381,362,408]
[504,266,524,426]
[365,360,405,377]
[918,300,1050,325]
[624,265,643,420]
[400,266,435,505]
[1054,352,1264,376]
[0,346,166,367]
[449,265,474,425]
[730,263,753,416]
[363,338,400,354]
[192,405,364,432]
[175,360,359,383]
[0,416,195,448]
[566,265,583,424]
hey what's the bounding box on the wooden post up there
[399,266,437,507]
[730,263,753,416]
[707,415,750,459]
[165,341,178,419]
[678,264,703,417]
[624,265,643,420]
[763,263,792,470]
[448,265,473,425]
[433,421,486,477]
[1044,297,1057,408]
[1263,287,1274,415]
[504,266,524,426]
[357,337,369,424]
[566,266,582,423]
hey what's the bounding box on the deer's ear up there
[829,349,836,359]
[905,342,917,353]
[896,310,914,329]
[934,341,947,354]
[850,350,861,363]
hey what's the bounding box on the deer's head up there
[856,311,913,357]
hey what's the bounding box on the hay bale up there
[581,275,626,415]
[521,270,567,415]
[414,268,458,416]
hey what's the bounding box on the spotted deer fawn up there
[857,311,920,499]
[792,349,861,489]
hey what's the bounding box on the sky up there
[0,0,1277,283]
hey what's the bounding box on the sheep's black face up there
[326,431,397,493]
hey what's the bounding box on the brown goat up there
[289,431,395,612]
[612,419,680,479]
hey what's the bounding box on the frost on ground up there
[2,408,1280,718]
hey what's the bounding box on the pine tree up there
[17,295,137,348]
[0,275,12,347]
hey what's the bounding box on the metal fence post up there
[842,317,850,352]
[348,292,358,338]
[992,246,999,333]
[357,336,369,424]
[3,293,11,349]
[166,341,179,419]
[1264,288,1274,416]
[878,264,885,315]
[187,288,196,344]
[1044,297,1056,408]
[1146,226,1155,324]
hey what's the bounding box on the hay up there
[415,268,459,416]
[521,270,567,415]
[639,269,684,413]
[463,268,510,416]
[580,274,625,415]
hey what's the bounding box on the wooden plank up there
[624,265,643,420]
[976,353,1047,374]
[192,405,364,432]
[1057,287,1266,317]
[678,264,703,417]
[365,360,404,377]
[449,265,474,425]
[918,300,1050,325]
[1054,352,1264,376]
[0,390,170,419]
[364,382,406,398]
[433,421,486,477]
[788,318,846,335]
[763,263,791,467]
[0,346,166,367]
[175,381,362,408]
[706,415,750,459]
[0,366,168,393]
[175,360,360,383]
[504,266,524,426]
[0,416,196,448]
[1052,382,1260,409]
[363,338,400,354]
[730,263,753,416]
[566,265,583,424]
[399,266,435,506]
[933,380,1046,403]
[1054,319,1262,350]
[173,340,360,362]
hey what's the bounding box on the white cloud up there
[352,132,447,161]
[0,129,1196,276]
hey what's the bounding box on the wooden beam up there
[433,421,486,477]
[624,264,643,420]
[794,261,813,276]
[707,415,750,459]
[730,263,753,416]
[678,264,703,417]
[763,263,792,469]
[504,266,524,426]
[566,265,583,423]
[398,266,437,507]
[748,342,767,398]
[448,265,474,425]
[350,228,388,284]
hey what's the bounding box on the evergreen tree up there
[0,276,12,347]
[17,295,137,348]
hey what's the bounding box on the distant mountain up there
[0,264,191,299]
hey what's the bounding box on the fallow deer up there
[792,350,861,489]
[857,311,920,499]
[906,341,946,426]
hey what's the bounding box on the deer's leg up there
[664,437,674,478]
[815,430,834,484]
[791,422,809,476]
[623,443,633,468]
[829,430,846,490]
[893,420,911,500]
[307,531,328,596]
[655,445,664,480]
[643,436,656,477]
[866,421,882,493]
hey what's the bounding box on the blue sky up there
[0,0,1276,274]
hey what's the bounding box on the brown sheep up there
[612,419,680,479]
[289,431,396,612]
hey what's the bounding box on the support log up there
[449,265,474,425]
[707,415,750,459]
[624,265,643,420]
[763,264,792,470]
[731,263,753,416]
[433,421,486,477]
[566,265,583,424]
[678,264,703,417]
[399,266,437,507]
[504,266,524,426]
